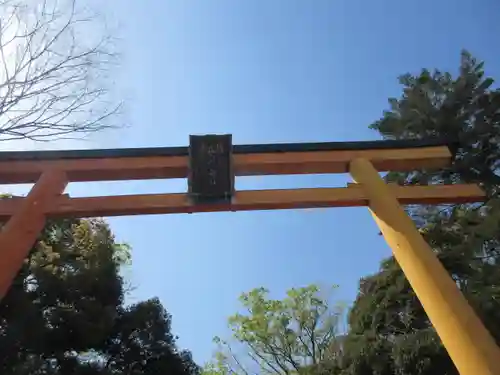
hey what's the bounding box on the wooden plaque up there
[188,134,234,203]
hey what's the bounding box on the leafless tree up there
[0,0,121,142]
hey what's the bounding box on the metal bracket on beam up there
[188,134,234,204]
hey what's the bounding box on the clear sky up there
[3,0,500,365]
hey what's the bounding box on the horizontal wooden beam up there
[0,138,451,161]
[0,146,451,184]
[0,184,484,219]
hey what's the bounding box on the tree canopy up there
[204,285,346,375]
[0,216,199,375]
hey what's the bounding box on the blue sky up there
[4,0,500,365]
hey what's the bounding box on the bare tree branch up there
[0,0,121,142]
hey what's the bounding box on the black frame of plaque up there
[188,134,234,204]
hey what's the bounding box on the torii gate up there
[0,135,498,375]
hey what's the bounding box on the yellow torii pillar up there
[350,158,500,375]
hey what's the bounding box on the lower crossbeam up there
[0,184,485,220]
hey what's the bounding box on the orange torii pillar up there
[350,158,500,375]
[0,171,68,298]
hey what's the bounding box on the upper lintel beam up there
[0,139,452,184]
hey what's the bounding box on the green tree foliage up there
[332,50,500,375]
[205,285,345,375]
[0,217,199,375]
[371,50,500,193]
